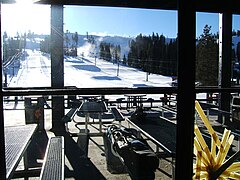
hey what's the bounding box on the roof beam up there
[2,0,240,14]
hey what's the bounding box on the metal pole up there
[117,61,119,76]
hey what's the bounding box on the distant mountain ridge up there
[28,33,240,60]
[64,33,176,58]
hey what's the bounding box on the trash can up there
[24,97,48,168]
[24,97,45,131]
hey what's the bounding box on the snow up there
[9,41,173,89]
[7,41,208,100]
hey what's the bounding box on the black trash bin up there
[24,97,45,131]
[24,97,48,168]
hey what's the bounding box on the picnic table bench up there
[62,108,79,123]
[39,136,64,180]
[62,108,79,132]
[111,107,125,122]
[4,124,37,180]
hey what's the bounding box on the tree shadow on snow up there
[92,76,121,81]
[72,64,101,72]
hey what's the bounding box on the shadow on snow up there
[92,76,121,81]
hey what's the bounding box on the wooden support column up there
[218,13,232,125]
[0,3,6,179]
[0,101,6,180]
[51,5,65,132]
[176,0,196,179]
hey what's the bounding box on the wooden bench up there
[111,107,125,122]
[62,108,79,131]
[62,108,78,123]
[39,136,64,180]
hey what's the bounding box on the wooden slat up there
[4,124,37,179]
[39,136,64,180]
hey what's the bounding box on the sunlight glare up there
[2,3,50,36]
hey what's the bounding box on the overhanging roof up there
[2,0,240,14]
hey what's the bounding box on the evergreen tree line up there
[99,42,121,63]
[40,36,50,53]
[232,30,240,37]
[40,31,79,56]
[126,26,239,86]
[127,33,178,76]
[2,31,26,62]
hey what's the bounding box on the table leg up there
[99,113,102,133]
[85,113,89,133]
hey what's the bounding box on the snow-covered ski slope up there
[9,46,172,88]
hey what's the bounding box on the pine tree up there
[40,36,50,53]
[73,32,78,48]
[196,25,219,86]
[237,42,240,62]
[123,54,127,65]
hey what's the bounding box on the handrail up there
[2,87,178,96]
[2,86,240,96]
[3,52,22,68]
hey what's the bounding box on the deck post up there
[0,3,6,179]
[176,0,196,179]
[218,12,232,125]
[51,5,65,132]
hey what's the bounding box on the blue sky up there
[64,6,178,38]
[1,4,240,38]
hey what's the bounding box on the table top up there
[4,124,37,179]
[79,95,101,101]
[124,94,147,97]
[78,101,108,113]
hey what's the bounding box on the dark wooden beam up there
[218,12,232,124]
[0,3,7,180]
[2,0,240,14]
[51,5,65,132]
[35,0,240,14]
[175,0,196,179]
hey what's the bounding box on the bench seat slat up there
[111,107,125,121]
[62,108,78,122]
[40,136,64,180]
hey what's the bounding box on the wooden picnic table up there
[4,124,37,179]
[78,100,108,134]
[124,94,147,108]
